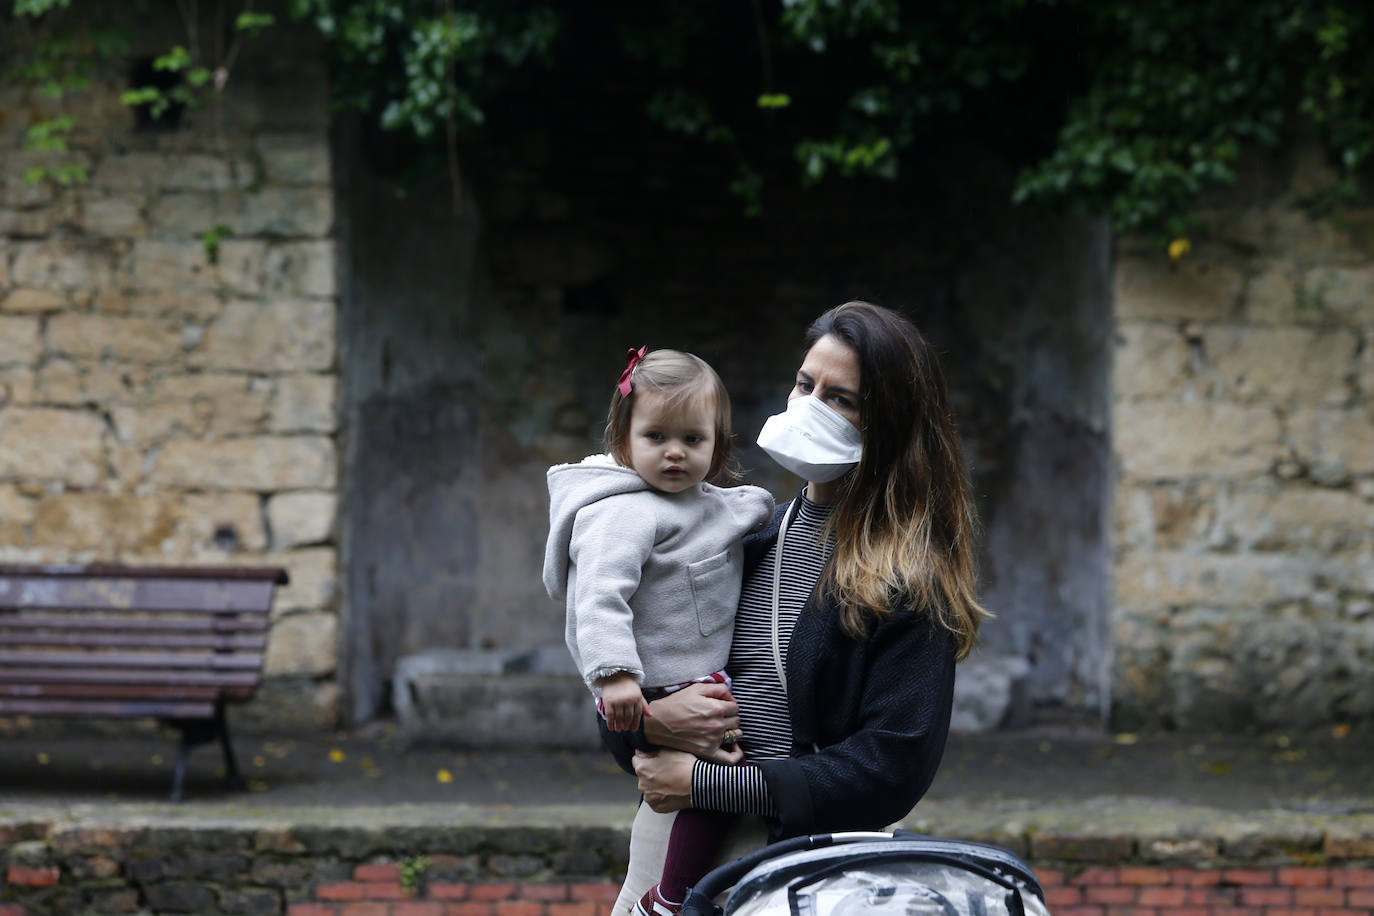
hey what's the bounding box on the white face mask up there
[756,395,863,482]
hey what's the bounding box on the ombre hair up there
[806,302,989,659]
[602,349,739,485]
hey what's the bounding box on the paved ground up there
[2,720,1372,817]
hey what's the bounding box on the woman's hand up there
[643,682,739,755]
[633,748,695,812]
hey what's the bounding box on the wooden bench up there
[0,563,289,801]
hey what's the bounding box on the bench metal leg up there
[215,700,246,792]
[165,702,245,801]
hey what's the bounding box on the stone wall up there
[1111,144,1374,729]
[2,811,1373,915]
[0,21,341,730]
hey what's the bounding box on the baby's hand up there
[599,674,650,733]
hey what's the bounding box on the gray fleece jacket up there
[543,454,773,690]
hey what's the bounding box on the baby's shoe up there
[632,883,683,916]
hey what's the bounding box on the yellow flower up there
[328,748,346,763]
[436,768,454,784]
[1168,237,1191,261]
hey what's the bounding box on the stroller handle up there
[681,832,893,916]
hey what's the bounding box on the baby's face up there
[627,390,716,493]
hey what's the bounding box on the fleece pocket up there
[687,547,738,637]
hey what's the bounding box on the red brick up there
[1071,868,1120,886]
[1184,887,1238,905]
[569,884,619,904]
[1138,888,1186,906]
[0,906,29,916]
[1101,907,1156,916]
[429,884,469,900]
[1054,907,1105,916]
[1313,909,1365,916]
[1295,888,1344,907]
[1239,887,1294,905]
[1332,871,1374,887]
[1263,909,1317,916]
[519,884,570,902]
[470,885,517,902]
[1208,908,1262,916]
[445,905,495,916]
[1222,869,1274,886]
[1168,869,1221,886]
[1280,869,1332,888]
[5,866,59,888]
[288,906,337,916]
[548,904,598,916]
[494,903,542,916]
[365,883,408,900]
[1037,868,1066,886]
[1120,868,1171,886]
[1349,890,1374,907]
[1046,887,1084,906]
[356,863,403,882]
[340,905,388,916]
[393,904,443,916]
[1153,909,1207,916]
[1085,887,1136,905]
[319,883,368,901]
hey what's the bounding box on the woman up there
[612,301,988,916]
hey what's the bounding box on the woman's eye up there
[795,380,813,393]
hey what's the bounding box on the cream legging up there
[611,804,769,915]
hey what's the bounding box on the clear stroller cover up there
[720,838,1051,916]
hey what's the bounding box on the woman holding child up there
[612,301,989,915]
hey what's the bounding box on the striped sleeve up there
[691,759,775,817]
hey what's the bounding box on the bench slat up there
[0,649,264,670]
[0,632,268,651]
[0,576,277,613]
[1,683,221,700]
[0,667,261,687]
[0,614,270,633]
[0,698,216,718]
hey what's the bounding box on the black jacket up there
[602,499,958,842]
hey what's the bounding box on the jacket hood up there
[542,454,652,600]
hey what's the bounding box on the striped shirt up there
[691,494,835,816]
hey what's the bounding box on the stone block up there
[147,192,244,238]
[399,671,600,749]
[163,154,254,192]
[1115,255,1244,321]
[125,289,222,322]
[1201,326,1357,405]
[1301,264,1374,324]
[1,288,64,313]
[46,313,180,363]
[1285,407,1374,478]
[0,406,105,486]
[0,367,36,405]
[153,372,272,435]
[241,188,334,237]
[11,239,115,291]
[195,299,336,372]
[267,490,336,548]
[91,153,170,191]
[271,373,337,432]
[0,206,59,236]
[257,133,331,184]
[215,239,271,296]
[79,194,146,236]
[263,241,337,298]
[0,484,36,523]
[0,314,40,365]
[126,239,216,292]
[30,492,171,554]
[143,882,216,914]
[259,546,337,614]
[1115,551,1316,611]
[1113,322,1190,399]
[151,435,336,490]
[1218,484,1373,551]
[1115,402,1282,479]
[263,611,337,676]
[109,401,205,445]
[37,359,143,406]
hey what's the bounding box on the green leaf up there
[757,93,792,109]
[153,45,192,73]
[235,11,275,33]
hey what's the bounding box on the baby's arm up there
[597,672,652,733]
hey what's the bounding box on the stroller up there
[681,831,1050,916]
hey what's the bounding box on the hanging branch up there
[444,0,464,216]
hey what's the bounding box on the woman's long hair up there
[808,302,989,659]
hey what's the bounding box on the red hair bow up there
[617,345,648,397]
